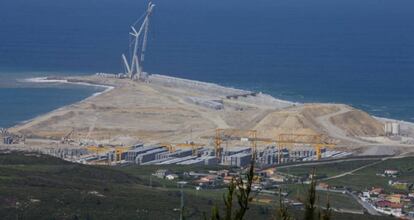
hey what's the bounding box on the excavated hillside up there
[330,109,385,137]
[254,110,322,138]
[10,75,391,148]
[254,104,384,144]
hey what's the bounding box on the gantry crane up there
[113,146,130,163]
[251,134,336,162]
[160,142,205,156]
[86,145,111,155]
[276,133,336,161]
[204,129,336,162]
[214,129,257,159]
[85,146,131,164]
[85,145,111,165]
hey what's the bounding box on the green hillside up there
[0,152,395,220]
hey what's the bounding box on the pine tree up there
[275,189,293,220]
[206,152,256,220]
[304,169,317,220]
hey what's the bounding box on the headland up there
[3,73,414,159]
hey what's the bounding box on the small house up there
[384,169,399,176]
[153,169,173,179]
[165,174,178,180]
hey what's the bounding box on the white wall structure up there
[385,121,400,136]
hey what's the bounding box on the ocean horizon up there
[1,0,414,127]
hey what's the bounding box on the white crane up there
[122,2,155,80]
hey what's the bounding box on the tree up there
[207,162,332,220]
[206,152,256,220]
[274,189,293,220]
[320,195,332,220]
[303,168,331,220]
[304,169,317,220]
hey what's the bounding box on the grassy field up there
[277,159,380,179]
[282,184,361,211]
[0,152,397,220]
[0,152,225,219]
[326,157,414,193]
[277,156,414,193]
[116,164,229,189]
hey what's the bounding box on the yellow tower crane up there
[114,146,130,163]
[254,134,336,162]
[86,146,111,155]
[277,133,336,160]
[214,129,257,159]
[85,146,131,164]
[204,129,336,162]
[160,142,205,156]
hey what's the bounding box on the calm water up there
[0,0,414,127]
[0,87,101,128]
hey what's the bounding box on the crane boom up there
[202,129,336,162]
[141,15,150,62]
[160,142,204,156]
[122,54,131,74]
[122,2,155,80]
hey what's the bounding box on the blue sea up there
[1,0,414,127]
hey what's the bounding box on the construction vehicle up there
[61,128,75,144]
[122,2,155,80]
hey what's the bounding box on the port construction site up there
[7,129,352,168]
[2,2,414,167]
[3,69,413,168]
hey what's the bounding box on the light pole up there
[177,181,187,220]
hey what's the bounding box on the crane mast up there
[122,2,155,80]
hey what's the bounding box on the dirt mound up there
[330,109,384,136]
[300,104,340,118]
[254,104,384,141]
[254,110,321,139]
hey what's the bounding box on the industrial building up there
[26,126,349,167]
[385,121,400,136]
[114,143,341,168]
[3,136,13,145]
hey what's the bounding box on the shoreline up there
[6,74,412,134]
[23,76,116,103]
[5,73,414,150]
[12,77,115,127]
[150,74,296,106]
[24,74,411,125]
[23,77,115,98]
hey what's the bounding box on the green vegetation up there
[0,152,399,220]
[0,152,267,220]
[326,157,414,193]
[277,159,379,179]
[117,164,229,189]
[204,165,388,220]
[206,154,256,220]
[0,152,221,219]
[277,156,414,193]
[282,185,360,210]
